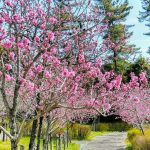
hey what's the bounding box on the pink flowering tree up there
[113,72,150,135]
[0,0,110,149]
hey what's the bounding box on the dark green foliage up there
[94,122,132,132]
[95,0,138,72]
[103,57,150,83]
[140,0,150,35]
[125,57,150,82]
[139,0,150,52]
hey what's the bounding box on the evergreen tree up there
[139,0,150,52]
[95,0,138,72]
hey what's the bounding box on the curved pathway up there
[79,132,127,150]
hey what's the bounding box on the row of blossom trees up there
[0,0,150,150]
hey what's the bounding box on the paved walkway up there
[79,132,127,150]
[86,132,127,150]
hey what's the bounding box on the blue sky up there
[127,0,149,57]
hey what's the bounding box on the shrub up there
[127,128,150,150]
[69,124,91,140]
[98,123,109,131]
[131,135,150,150]
[127,128,141,142]
[69,123,79,139]
[95,122,131,132]
[78,125,91,140]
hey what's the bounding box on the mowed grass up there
[86,131,109,140]
[0,137,79,150]
[0,131,108,150]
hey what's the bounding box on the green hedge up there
[94,122,132,132]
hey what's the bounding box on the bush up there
[95,122,131,132]
[78,125,91,140]
[127,128,150,150]
[69,124,91,140]
[131,135,150,150]
[127,128,141,142]
[98,123,109,131]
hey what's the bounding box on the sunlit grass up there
[0,137,79,150]
[86,131,109,140]
[125,138,132,150]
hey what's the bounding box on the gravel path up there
[78,132,127,150]
[86,132,127,150]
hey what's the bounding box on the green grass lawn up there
[0,131,108,150]
[0,137,79,150]
[86,131,109,140]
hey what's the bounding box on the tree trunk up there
[29,93,41,150]
[139,124,145,135]
[43,116,51,150]
[9,114,18,150]
[29,119,38,150]
[36,116,44,150]
[11,140,18,150]
[113,51,118,72]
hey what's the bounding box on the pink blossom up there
[5,74,13,82]
[78,53,85,63]
[17,42,24,49]
[46,0,52,3]
[106,82,113,90]
[9,52,15,61]
[68,71,75,78]
[34,36,40,43]
[140,72,147,84]
[49,17,57,24]
[95,58,102,68]
[35,65,43,73]
[0,18,5,24]
[13,14,21,22]
[75,76,81,82]
[44,70,51,79]
[40,24,46,30]
[22,38,30,45]
[50,47,56,55]
[4,41,12,49]
[47,31,55,41]
[28,82,35,92]
[29,70,35,79]
[133,97,140,104]
[115,75,122,89]
[32,19,38,26]
[56,77,61,84]
[62,69,69,77]
[29,11,35,18]
[5,1,14,7]
[53,57,60,67]
[20,77,26,85]
[5,64,12,71]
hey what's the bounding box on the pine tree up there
[140,0,150,34]
[95,0,137,72]
[139,0,150,52]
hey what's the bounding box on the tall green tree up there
[96,0,137,72]
[139,0,150,52]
